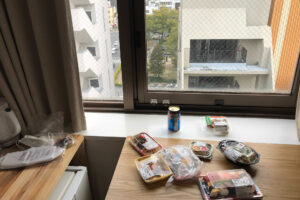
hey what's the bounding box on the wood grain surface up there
[0,134,84,200]
[106,137,300,200]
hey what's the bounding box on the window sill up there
[80,112,300,145]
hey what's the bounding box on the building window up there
[87,47,96,57]
[190,40,247,63]
[188,76,239,89]
[86,11,92,22]
[89,78,100,88]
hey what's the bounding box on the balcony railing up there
[189,49,247,63]
[70,0,95,6]
[71,8,97,43]
[77,49,98,75]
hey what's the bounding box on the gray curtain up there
[0,0,86,133]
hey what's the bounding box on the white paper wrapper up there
[0,146,65,169]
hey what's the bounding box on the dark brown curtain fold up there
[0,0,86,133]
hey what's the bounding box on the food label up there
[139,164,154,180]
[143,140,159,150]
[235,143,245,150]
[224,148,241,162]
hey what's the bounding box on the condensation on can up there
[168,106,180,132]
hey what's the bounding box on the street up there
[110,30,121,60]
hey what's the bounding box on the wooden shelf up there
[0,134,84,200]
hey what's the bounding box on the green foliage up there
[146,7,179,67]
[149,44,165,78]
[146,7,179,42]
[148,76,176,83]
[164,22,178,66]
[114,64,122,86]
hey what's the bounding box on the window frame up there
[132,0,300,108]
[83,0,300,118]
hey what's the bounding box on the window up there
[86,11,92,22]
[89,78,100,88]
[132,0,300,111]
[69,0,122,101]
[68,0,300,116]
[87,46,96,57]
[190,40,247,63]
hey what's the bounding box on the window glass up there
[145,0,300,93]
[87,46,96,57]
[89,78,100,88]
[69,0,123,100]
[86,11,92,22]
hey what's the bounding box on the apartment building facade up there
[70,0,115,100]
[177,0,274,92]
[146,0,181,14]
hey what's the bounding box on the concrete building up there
[177,0,274,92]
[70,0,115,100]
[146,0,181,14]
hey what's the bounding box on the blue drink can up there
[168,106,180,131]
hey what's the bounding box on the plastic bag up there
[18,112,75,149]
[159,145,203,183]
[0,146,65,169]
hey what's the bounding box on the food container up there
[198,169,263,200]
[129,132,163,156]
[160,145,203,181]
[135,154,173,184]
[190,141,213,160]
[217,140,260,166]
[201,116,229,135]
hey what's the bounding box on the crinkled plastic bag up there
[159,145,203,184]
[18,112,75,149]
[0,146,65,169]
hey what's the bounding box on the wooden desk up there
[106,137,300,200]
[0,134,84,200]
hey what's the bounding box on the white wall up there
[182,0,271,26]
[178,0,273,90]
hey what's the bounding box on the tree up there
[164,22,178,66]
[146,7,179,42]
[149,44,165,78]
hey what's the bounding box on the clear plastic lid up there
[203,169,255,199]
[200,116,229,135]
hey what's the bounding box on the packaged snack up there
[135,154,173,184]
[198,169,263,200]
[129,132,162,156]
[190,141,213,160]
[160,145,203,181]
[217,140,260,166]
[202,116,229,135]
